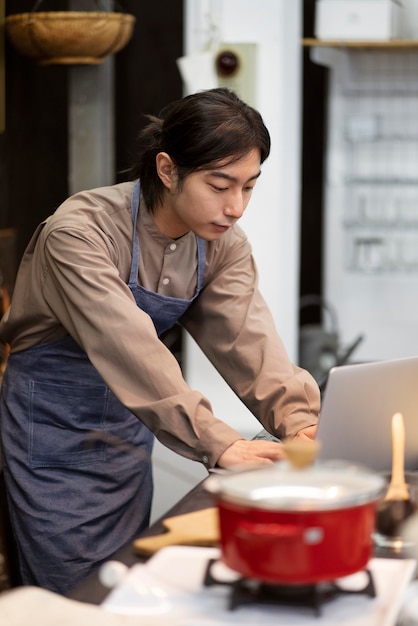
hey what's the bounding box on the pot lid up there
[205,461,386,511]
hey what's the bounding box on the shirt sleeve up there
[181,231,320,440]
[41,225,243,468]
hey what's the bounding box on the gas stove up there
[101,546,416,625]
[203,557,376,617]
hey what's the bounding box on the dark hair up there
[129,88,271,211]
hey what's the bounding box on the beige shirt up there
[0,181,319,467]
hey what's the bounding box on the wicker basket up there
[5,11,136,65]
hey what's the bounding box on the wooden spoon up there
[385,412,409,501]
[377,412,414,537]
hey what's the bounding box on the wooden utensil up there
[133,507,219,557]
[377,412,414,537]
[385,412,409,502]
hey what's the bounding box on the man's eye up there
[212,185,227,192]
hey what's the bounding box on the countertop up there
[67,474,415,607]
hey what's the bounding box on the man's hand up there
[216,424,318,469]
[217,439,285,469]
[292,425,317,441]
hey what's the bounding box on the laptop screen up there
[317,356,418,472]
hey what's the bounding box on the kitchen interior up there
[2,0,418,623]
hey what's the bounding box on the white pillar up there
[68,0,115,194]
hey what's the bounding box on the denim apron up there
[0,181,206,594]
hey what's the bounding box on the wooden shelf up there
[302,38,418,49]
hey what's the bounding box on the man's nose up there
[224,194,245,219]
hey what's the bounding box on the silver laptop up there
[317,356,418,472]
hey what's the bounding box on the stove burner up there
[203,559,376,618]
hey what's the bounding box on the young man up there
[0,88,319,593]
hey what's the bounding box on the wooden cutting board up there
[133,507,220,557]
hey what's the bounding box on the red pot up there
[205,461,385,584]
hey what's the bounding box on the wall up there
[0,0,184,260]
[0,0,69,265]
[316,45,418,362]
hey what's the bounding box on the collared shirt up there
[0,181,319,467]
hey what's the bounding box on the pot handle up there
[235,519,302,540]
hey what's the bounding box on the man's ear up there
[156,152,177,190]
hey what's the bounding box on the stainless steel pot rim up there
[206,460,386,511]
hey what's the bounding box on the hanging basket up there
[5,10,136,65]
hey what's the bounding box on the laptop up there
[317,356,418,472]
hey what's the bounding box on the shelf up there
[302,38,418,49]
[344,220,418,230]
[346,178,418,185]
[346,136,418,143]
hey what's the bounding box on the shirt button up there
[169,243,177,251]
[162,278,170,286]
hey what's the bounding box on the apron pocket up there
[29,380,109,468]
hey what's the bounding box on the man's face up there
[155,149,261,240]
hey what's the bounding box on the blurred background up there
[2,0,418,541]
